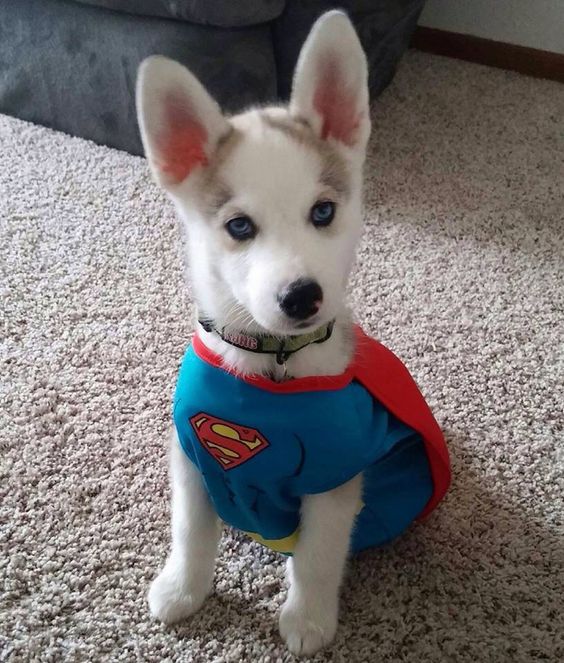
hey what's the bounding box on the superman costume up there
[173,326,450,554]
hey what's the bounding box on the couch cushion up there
[2,0,277,154]
[71,0,286,28]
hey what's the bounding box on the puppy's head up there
[137,11,370,335]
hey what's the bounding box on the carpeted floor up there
[1,51,563,662]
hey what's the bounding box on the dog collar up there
[198,318,335,365]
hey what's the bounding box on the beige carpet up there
[1,51,563,662]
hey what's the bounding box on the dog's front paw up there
[148,563,211,624]
[279,592,338,656]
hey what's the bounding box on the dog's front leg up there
[148,430,221,624]
[279,474,362,655]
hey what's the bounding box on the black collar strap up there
[198,318,335,365]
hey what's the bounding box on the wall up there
[419,0,564,54]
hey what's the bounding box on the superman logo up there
[189,412,269,470]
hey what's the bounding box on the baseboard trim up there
[412,26,564,83]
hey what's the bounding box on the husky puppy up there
[136,11,450,656]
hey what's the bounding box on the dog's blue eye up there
[226,216,256,240]
[310,201,336,227]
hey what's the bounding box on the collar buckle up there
[276,348,291,365]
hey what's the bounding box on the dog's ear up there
[290,11,370,153]
[136,56,229,189]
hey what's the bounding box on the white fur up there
[136,56,230,189]
[279,475,363,655]
[148,435,221,623]
[290,10,371,157]
[177,106,365,345]
[138,10,370,655]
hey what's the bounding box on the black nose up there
[278,279,323,320]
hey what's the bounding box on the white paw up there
[148,564,211,624]
[279,593,338,656]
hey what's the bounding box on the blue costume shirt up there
[173,334,438,554]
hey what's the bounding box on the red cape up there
[352,327,451,518]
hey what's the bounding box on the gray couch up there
[0,0,425,155]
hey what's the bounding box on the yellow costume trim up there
[244,499,364,555]
[245,528,299,554]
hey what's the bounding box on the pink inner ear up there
[156,93,208,183]
[313,57,361,146]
